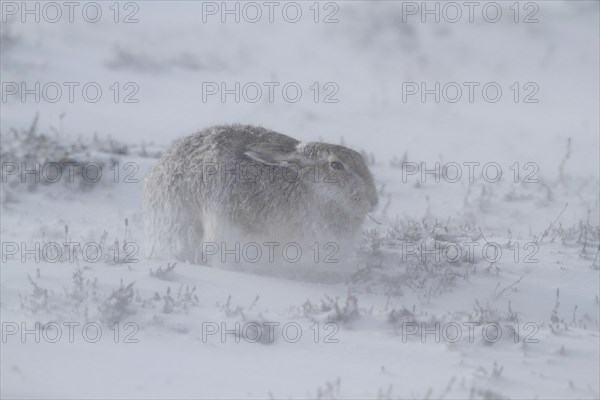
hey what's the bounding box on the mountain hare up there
[142,124,378,263]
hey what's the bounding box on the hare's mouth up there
[350,194,377,212]
[369,196,379,212]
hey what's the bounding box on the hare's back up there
[177,124,299,161]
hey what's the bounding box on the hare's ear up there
[243,142,307,166]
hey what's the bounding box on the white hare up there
[142,124,378,263]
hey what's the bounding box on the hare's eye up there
[330,161,344,171]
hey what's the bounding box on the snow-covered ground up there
[1,1,599,398]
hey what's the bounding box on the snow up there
[1,1,599,399]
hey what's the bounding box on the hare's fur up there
[142,124,378,262]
